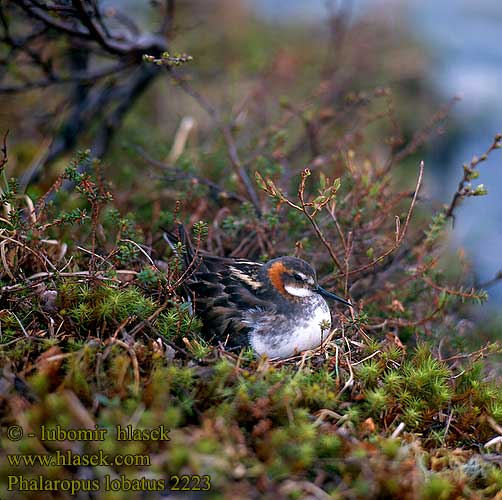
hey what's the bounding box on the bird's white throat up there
[284,284,314,297]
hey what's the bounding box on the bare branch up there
[71,0,124,55]
[445,133,502,221]
[337,160,424,278]
[389,97,460,168]
[297,169,344,271]
[168,68,262,215]
[0,129,8,172]
[160,0,175,37]
[0,61,132,93]
[1,1,170,184]
[134,147,246,205]
[17,0,94,40]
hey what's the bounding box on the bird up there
[165,227,352,359]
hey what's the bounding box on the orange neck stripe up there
[267,261,287,295]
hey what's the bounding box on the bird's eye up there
[293,273,304,282]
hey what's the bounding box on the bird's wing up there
[187,259,274,347]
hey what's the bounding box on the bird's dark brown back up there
[165,226,269,348]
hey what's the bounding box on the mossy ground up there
[2,4,502,498]
[2,317,502,499]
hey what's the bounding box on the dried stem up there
[298,168,344,271]
[167,68,262,216]
[445,133,502,221]
[337,160,424,278]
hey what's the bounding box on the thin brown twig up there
[390,97,460,167]
[445,133,502,221]
[327,203,347,252]
[0,129,8,171]
[422,276,484,300]
[336,160,424,278]
[134,146,246,204]
[441,344,495,363]
[167,68,261,215]
[298,168,343,271]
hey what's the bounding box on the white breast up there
[250,301,331,359]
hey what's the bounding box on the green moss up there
[380,438,401,459]
[382,370,404,394]
[366,387,388,414]
[402,403,424,428]
[356,359,382,387]
[156,305,202,340]
[422,475,454,500]
[489,400,502,423]
[65,284,157,333]
[317,434,342,457]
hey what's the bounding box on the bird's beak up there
[315,285,352,307]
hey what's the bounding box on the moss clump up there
[65,284,157,327]
[2,318,502,498]
[155,303,202,341]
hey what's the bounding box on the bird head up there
[265,257,352,307]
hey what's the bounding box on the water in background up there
[249,0,502,304]
[405,0,502,304]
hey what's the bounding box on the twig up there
[485,436,502,449]
[298,169,343,271]
[168,116,195,163]
[351,349,381,366]
[486,415,502,436]
[391,97,459,166]
[121,239,156,267]
[0,62,133,94]
[336,160,424,278]
[10,312,29,337]
[0,129,8,171]
[445,133,502,222]
[134,146,246,204]
[2,1,167,185]
[327,203,347,252]
[422,276,484,300]
[167,68,262,215]
[441,344,494,363]
[391,422,405,438]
